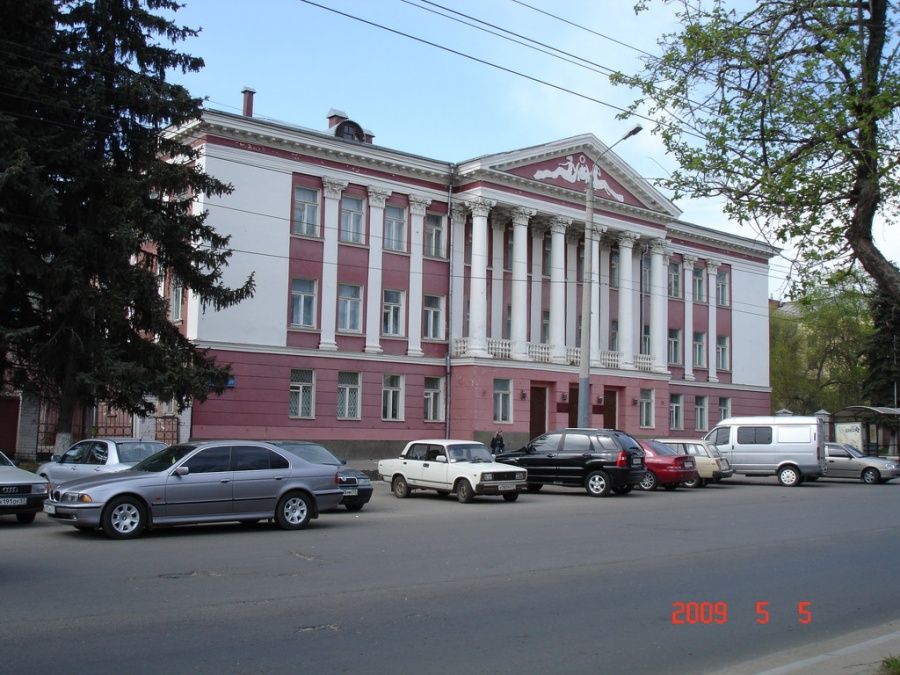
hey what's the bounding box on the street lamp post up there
[577,124,643,428]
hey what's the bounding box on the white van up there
[704,416,826,486]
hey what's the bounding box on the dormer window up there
[336,120,364,142]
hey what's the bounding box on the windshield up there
[646,440,676,455]
[117,441,166,463]
[132,445,197,472]
[276,443,341,466]
[842,444,865,458]
[447,444,493,463]
[0,451,13,468]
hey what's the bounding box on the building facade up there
[170,96,775,456]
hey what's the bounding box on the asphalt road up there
[3,475,900,674]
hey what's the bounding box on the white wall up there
[730,258,770,387]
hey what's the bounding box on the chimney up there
[242,87,256,117]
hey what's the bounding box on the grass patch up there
[881,655,900,674]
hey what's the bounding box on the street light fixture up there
[577,123,643,428]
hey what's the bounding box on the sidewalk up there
[712,621,900,674]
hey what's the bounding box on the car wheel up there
[456,480,475,503]
[102,496,147,540]
[681,477,703,489]
[861,467,881,484]
[639,471,658,491]
[275,491,312,530]
[777,465,802,487]
[584,471,611,497]
[502,492,519,502]
[613,484,634,495]
[662,483,678,491]
[345,503,364,511]
[392,476,410,498]
[15,512,36,524]
[526,483,543,493]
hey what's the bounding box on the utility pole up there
[577,124,642,428]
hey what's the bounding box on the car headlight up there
[60,492,93,504]
[516,472,526,481]
[886,463,898,470]
[357,476,371,485]
[32,482,49,495]
[481,473,493,481]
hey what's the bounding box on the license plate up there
[685,461,694,468]
[0,497,26,506]
[343,488,358,496]
[43,503,56,515]
[498,484,515,491]
[631,457,642,466]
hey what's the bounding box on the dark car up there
[270,441,373,511]
[636,439,698,490]
[0,451,50,524]
[495,428,646,497]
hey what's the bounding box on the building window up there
[693,267,706,303]
[716,271,730,306]
[337,372,360,419]
[493,379,511,423]
[670,393,683,430]
[719,396,732,421]
[639,389,654,428]
[425,213,445,258]
[667,262,681,298]
[382,289,404,336]
[169,277,183,322]
[505,232,514,271]
[641,324,651,355]
[693,332,707,367]
[542,310,550,344]
[668,328,682,364]
[423,295,444,340]
[424,376,444,422]
[641,256,651,293]
[384,205,406,252]
[695,395,708,431]
[610,251,620,288]
[289,369,314,418]
[577,241,585,282]
[340,195,364,243]
[716,335,730,370]
[338,284,362,332]
[610,320,619,352]
[292,186,319,236]
[291,278,316,328]
[382,374,403,421]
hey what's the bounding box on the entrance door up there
[529,387,548,439]
[603,389,618,429]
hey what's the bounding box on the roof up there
[831,406,900,420]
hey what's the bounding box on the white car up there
[37,438,167,485]
[378,439,527,503]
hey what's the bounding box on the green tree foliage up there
[862,288,900,407]
[769,286,872,414]
[613,0,900,302]
[0,0,254,444]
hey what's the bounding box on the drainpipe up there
[445,163,458,440]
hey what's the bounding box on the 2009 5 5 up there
[671,601,812,624]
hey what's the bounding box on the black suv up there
[495,428,646,497]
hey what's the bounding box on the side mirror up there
[174,466,190,476]
[436,455,447,463]
[51,455,61,463]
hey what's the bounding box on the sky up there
[162,0,897,300]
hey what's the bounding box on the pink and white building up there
[171,94,776,455]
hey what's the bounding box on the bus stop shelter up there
[831,406,900,456]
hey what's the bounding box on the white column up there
[549,216,570,363]
[589,224,606,365]
[598,240,611,353]
[616,232,640,369]
[364,187,389,354]
[319,177,347,351]
[649,238,668,373]
[511,207,534,360]
[682,255,698,381]
[707,260,721,383]
[466,197,494,358]
[450,204,468,344]
[530,228,545,348]
[407,195,430,357]
[566,232,579,348]
[490,220,506,340]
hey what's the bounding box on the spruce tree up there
[0,0,254,448]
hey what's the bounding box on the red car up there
[637,439,699,490]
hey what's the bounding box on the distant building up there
[163,93,776,455]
